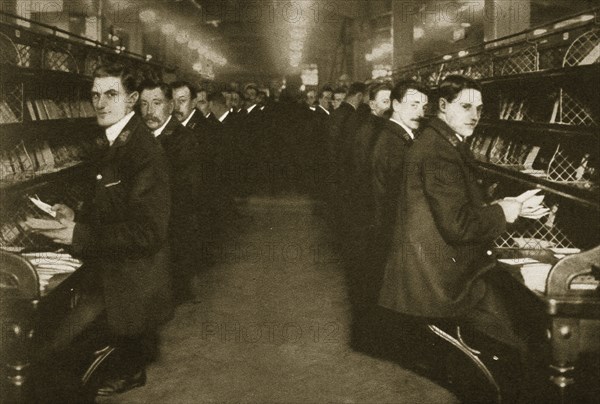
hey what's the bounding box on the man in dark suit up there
[326,82,366,227]
[371,80,428,241]
[33,63,172,395]
[346,81,426,352]
[379,75,545,400]
[139,79,200,304]
[172,80,210,132]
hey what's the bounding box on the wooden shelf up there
[477,120,599,139]
[0,63,92,85]
[479,63,600,87]
[0,161,92,194]
[476,161,600,211]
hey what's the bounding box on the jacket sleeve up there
[71,153,171,259]
[421,149,506,245]
[371,137,388,228]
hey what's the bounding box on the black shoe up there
[96,369,146,396]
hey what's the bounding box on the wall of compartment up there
[393,8,600,252]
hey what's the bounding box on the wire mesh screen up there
[494,203,576,249]
[0,32,20,65]
[557,89,597,126]
[563,28,600,67]
[547,144,592,185]
[0,81,23,123]
[43,48,78,73]
[15,43,31,67]
[84,53,102,77]
[466,59,493,79]
[497,44,539,75]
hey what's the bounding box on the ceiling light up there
[413,27,425,40]
[443,54,452,60]
[458,50,469,57]
[139,9,156,24]
[188,40,201,50]
[161,24,175,35]
[460,22,471,28]
[175,31,189,43]
[533,28,547,36]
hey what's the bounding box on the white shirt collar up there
[181,109,197,126]
[246,104,257,113]
[455,133,465,142]
[309,106,316,111]
[389,118,415,139]
[105,111,135,146]
[318,105,330,115]
[205,112,211,118]
[218,110,230,122]
[153,115,172,137]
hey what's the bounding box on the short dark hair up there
[244,84,259,93]
[390,80,429,103]
[347,82,367,97]
[438,74,481,103]
[318,86,334,99]
[170,80,198,99]
[93,62,139,94]
[207,91,226,105]
[333,87,347,96]
[139,79,172,100]
[369,83,392,101]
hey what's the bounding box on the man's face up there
[224,92,233,109]
[441,88,482,137]
[392,89,428,130]
[231,93,241,109]
[306,90,316,106]
[172,86,195,122]
[196,90,209,116]
[244,88,257,107]
[332,93,346,110]
[319,91,332,110]
[369,89,391,117]
[91,76,137,128]
[140,87,173,130]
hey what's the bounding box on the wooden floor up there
[101,196,458,403]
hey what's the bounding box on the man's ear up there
[438,97,447,113]
[392,98,401,112]
[127,91,139,106]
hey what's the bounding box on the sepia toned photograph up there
[0,1,598,403]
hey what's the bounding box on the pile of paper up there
[21,251,82,290]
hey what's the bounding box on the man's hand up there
[35,220,76,245]
[497,198,522,223]
[52,204,75,222]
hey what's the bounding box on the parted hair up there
[438,74,482,103]
[390,80,429,103]
[170,80,198,99]
[93,62,139,94]
[138,79,173,100]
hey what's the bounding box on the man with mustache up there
[345,81,428,352]
[379,75,546,401]
[140,79,201,304]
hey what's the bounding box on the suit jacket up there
[371,119,414,233]
[72,114,172,336]
[378,117,507,318]
[155,117,200,235]
[184,109,211,133]
[350,114,386,231]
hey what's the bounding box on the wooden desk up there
[494,247,600,403]
[1,251,83,403]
